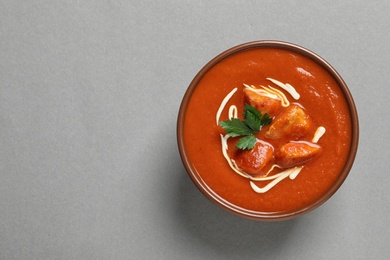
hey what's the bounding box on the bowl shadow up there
[174,167,300,258]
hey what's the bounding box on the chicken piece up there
[234,140,274,176]
[243,88,281,117]
[275,141,322,168]
[265,104,315,140]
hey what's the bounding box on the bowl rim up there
[177,40,359,221]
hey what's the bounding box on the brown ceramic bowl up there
[177,40,359,221]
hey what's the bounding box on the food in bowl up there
[177,41,358,221]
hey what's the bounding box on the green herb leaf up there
[236,135,256,150]
[218,118,253,137]
[243,103,261,132]
[219,103,273,150]
[243,103,261,121]
[260,113,272,127]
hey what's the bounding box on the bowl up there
[177,40,359,221]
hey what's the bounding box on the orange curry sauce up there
[183,48,352,214]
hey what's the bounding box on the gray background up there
[0,1,389,259]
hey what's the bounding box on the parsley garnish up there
[219,104,272,150]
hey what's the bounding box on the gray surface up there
[0,1,389,259]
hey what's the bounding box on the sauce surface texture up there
[183,48,352,214]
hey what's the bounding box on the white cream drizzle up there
[244,84,290,107]
[312,126,326,143]
[217,79,325,194]
[216,87,237,124]
[267,77,300,100]
[290,140,321,148]
[228,105,238,120]
[250,167,302,193]
[249,167,304,194]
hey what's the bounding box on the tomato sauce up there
[183,48,352,214]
